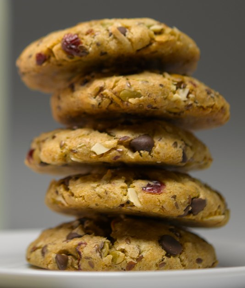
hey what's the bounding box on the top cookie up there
[17,18,200,93]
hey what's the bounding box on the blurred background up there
[0,0,244,241]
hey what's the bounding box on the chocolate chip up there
[191,198,207,215]
[41,245,48,257]
[126,261,136,270]
[196,258,203,264]
[182,150,188,163]
[117,26,127,36]
[66,232,83,240]
[159,235,183,256]
[36,53,47,65]
[55,254,68,270]
[130,135,154,153]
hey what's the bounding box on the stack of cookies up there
[17,18,230,271]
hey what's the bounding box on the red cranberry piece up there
[26,149,35,163]
[61,33,88,57]
[142,180,165,194]
[36,53,47,65]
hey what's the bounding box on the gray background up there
[4,0,245,240]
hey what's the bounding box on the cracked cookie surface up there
[25,119,212,175]
[26,216,217,271]
[51,71,230,130]
[46,168,229,228]
[17,18,200,93]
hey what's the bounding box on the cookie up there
[25,119,212,175]
[45,168,229,228]
[51,71,230,130]
[17,18,200,93]
[26,216,217,271]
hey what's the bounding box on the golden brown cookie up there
[46,168,229,227]
[25,119,212,175]
[51,71,230,130]
[17,18,200,93]
[26,216,217,271]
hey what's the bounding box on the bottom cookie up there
[26,216,217,271]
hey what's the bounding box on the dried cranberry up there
[26,149,34,163]
[36,53,47,65]
[142,181,165,194]
[61,33,88,57]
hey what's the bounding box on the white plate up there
[0,230,245,288]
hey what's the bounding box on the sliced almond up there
[91,143,111,155]
[128,188,141,207]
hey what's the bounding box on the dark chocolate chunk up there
[159,235,183,256]
[130,135,154,153]
[41,245,48,257]
[36,53,47,65]
[117,26,127,36]
[55,254,68,270]
[191,198,207,215]
[142,180,165,194]
[66,232,83,240]
[196,258,203,264]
